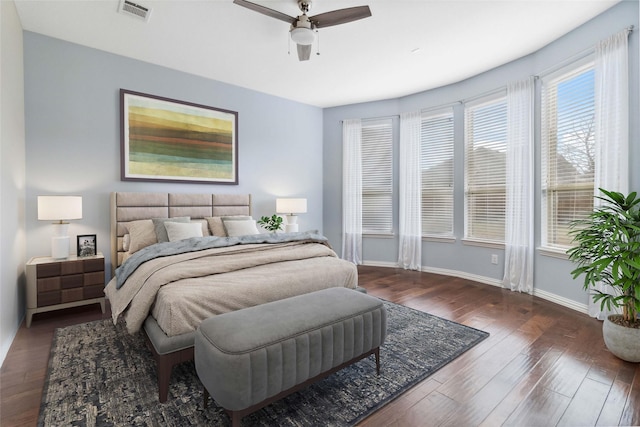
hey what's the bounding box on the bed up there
[104,192,359,402]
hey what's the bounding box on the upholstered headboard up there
[110,192,251,274]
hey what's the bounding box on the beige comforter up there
[105,239,358,336]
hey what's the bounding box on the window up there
[464,94,508,242]
[541,59,595,249]
[361,119,393,234]
[421,109,454,236]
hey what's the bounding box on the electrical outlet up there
[491,254,498,264]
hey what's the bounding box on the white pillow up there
[223,219,260,237]
[164,221,203,242]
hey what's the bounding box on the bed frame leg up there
[157,356,171,403]
[375,347,380,375]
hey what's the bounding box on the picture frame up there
[77,234,97,257]
[120,89,239,184]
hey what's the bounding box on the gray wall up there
[0,0,27,366]
[23,32,324,280]
[323,1,639,308]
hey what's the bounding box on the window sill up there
[422,236,456,244]
[462,239,505,250]
[363,233,395,239]
[538,247,570,260]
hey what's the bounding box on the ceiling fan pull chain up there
[316,30,320,56]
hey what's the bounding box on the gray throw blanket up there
[116,230,328,289]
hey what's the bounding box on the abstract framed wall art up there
[120,89,238,184]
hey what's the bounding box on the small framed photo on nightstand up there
[77,234,97,257]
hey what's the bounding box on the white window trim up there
[464,91,508,243]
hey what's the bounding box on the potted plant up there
[257,214,283,233]
[567,188,640,362]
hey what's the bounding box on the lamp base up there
[285,215,299,233]
[285,224,299,233]
[51,236,69,259]
[51,223,70,259]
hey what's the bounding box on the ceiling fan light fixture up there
[290,27,315,45]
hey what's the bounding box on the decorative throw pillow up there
[124,219,157,254]
[205,217,227,237]
[164,221,204,242]
[223,219,260,237]
[220,215,252,236]
[152,217,191,242]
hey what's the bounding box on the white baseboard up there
[360,261,588,315]
[420,265,504,288]
[532,288,588,314]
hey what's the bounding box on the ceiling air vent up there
[118,0,152,22]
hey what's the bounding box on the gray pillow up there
[152,217,190,242]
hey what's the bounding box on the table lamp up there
[276,198,307,232]
[37,195,83,259]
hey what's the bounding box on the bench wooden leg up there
[229,410,242,427]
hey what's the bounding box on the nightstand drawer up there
[61,260,83,275]
[84,258,104,273]
[61,288,84,303]
[84,271,105,286]
[61,274,83,289]
[84,285,104,299]
[38,291,61,307]
[37,277,60,293]
[37,263,61,278]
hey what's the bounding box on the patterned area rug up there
[38,301,489,426]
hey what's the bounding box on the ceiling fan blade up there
[297,44,312,61]
[310,5,371,28]
[232,0,295,24]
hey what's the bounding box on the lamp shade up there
[276,198,307,214]
[37,196,83,222]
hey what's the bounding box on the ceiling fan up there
[233,0,371,61]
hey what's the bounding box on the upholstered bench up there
[194,287,387,426]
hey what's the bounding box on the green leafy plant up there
[257,214,283,232]
[567,188,640,327]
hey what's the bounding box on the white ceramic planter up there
[603,315,640,362]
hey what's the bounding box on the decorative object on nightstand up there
[77,234,97,257]
[257,214,283,233]
[37,195,83,259]
[276,198,307,232]
[25,252,105,327]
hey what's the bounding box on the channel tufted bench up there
[194,287,387,426]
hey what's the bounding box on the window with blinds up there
[464,93,507,242]
[361,119,393,234]
[421,109,454,236]
[541,59,595,249]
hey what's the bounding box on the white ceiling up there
[14,0,620,108]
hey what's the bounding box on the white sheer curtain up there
[591,28,630,319]
[503,78,534,293]
[398,111,422,270]
[342,119,363,264]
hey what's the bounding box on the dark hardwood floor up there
[1,265,639,426]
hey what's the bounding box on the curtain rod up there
[420,101,461,114]
[339,114,399,123]
[459,86,506,105]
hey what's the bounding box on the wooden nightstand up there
[25,252,106,327]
